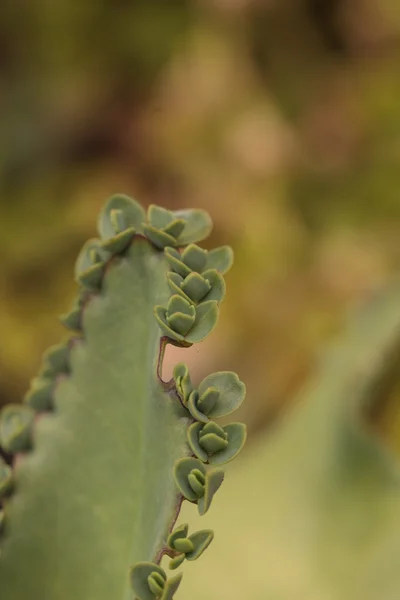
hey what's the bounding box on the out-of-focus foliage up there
[179,281,400,599]
[1,0,400,446]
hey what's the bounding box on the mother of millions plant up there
[0,195,247,600]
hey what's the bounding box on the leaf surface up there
[0,239,190,600]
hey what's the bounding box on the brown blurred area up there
[1,0,400,443]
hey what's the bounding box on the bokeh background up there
[2,1,400,598]
[2,0,400,441]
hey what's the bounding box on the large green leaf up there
[0,238,190,600]
[180,282,400,600]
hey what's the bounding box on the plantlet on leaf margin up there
[0,194,246,600]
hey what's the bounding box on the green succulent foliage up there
[74,238,111,290]
[167,523,214,570]
[173,364,246,422]
[181,281,400,600]
[143,204,212,249]
[98,194,143,253]
[187,421,247,464]
[165,245,233,277]
[154,242,233,343]
[0,194,246,600]
[0,404,34,454]
[59,289,90,331]
[174,457,225,516]
[130,562,183,600]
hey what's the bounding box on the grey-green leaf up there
[74,239,109,289]
[164,248,192,278]
[202,269,226,304]
[0,404,35,454]
[198,371,246,418]
[187,530,214,561]
[184,300,219,343]
[197,467,224,516]
[169,554,185,570]
[160,572,183,600]
[154,305,186,342]
[174,457,206,503]
[130,562,166,600]
[143,224,177,249]
[207,423,247,465]
[173,363,193,403]
[205,246,234,274]
[98,194,145,240]
[40,343,70,378]
[147,204,174,229]
[174,209,213,246]
[23,377,55,411]
[167,523,189,549]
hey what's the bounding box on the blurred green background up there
[3,2,400,598]
[2,0,400,443]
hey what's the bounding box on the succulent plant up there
[0,195,246,600]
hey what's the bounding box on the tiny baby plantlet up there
[0,195,247,600]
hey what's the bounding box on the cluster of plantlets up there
[0,195,246,600]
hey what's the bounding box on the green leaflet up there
[167,523,214,569]
[130,562,183,600]
[98,194,144,253]
[187,422,247,465]
[181,281,400,600]
[0,404,34,453]
[0,195,246,600]
[173,366,246,422]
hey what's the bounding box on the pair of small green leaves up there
[60,289,90,332]
[0,404,34,454]
[154,243,233,343]
[187,421,247,465]
[167,523,213,570]
[98,194,213,252]
[39,343,71,379]
[155,296,219,343]
[130,562,182,600]
[174,458,224,516]
[98,195,140,254]
[24,378,55,412]
[143,204,212,250]
[0,458,13,499]
[24,342,72,411]
[167,268,225,306]
[174,364,246,423]
[73,196,214,292]
[165,245,233,278]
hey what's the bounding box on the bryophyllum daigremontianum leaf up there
[0,234,190,600]
[0,194,245,600]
